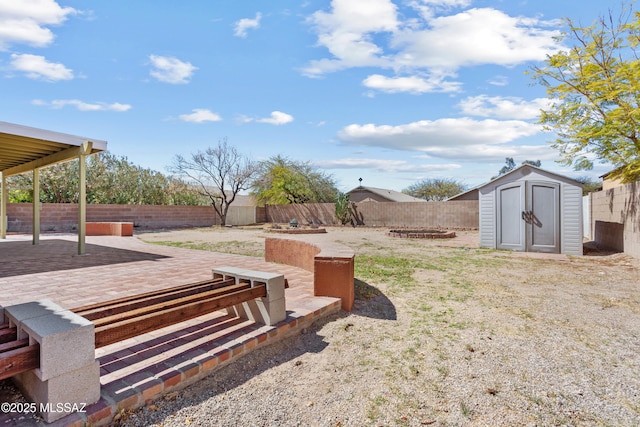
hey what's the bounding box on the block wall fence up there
[6,204,220,232]
[6,201,478,233]
[6,192,640,256]
[266,201,479,229]
[589,182,640,258]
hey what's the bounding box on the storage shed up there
[478,165,583,255]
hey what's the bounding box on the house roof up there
[347,185,427,202]
[447,187,479,201]
[0,121,107,176]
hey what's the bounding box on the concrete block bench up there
[264,237,355,311]
[86,222,133,236]
[212,267,286,326]
[1,269,286,422]
[1,300,100,423]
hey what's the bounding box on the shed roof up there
[479,164,582,188]
[0,121,107,176]
[448,165,583,201]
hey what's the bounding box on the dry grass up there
[128,227,640,426]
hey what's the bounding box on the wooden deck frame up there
[0,275,272,381]
[70,278,268,348]
[0,323,40,381]
[73,277,236,320]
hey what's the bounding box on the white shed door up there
[526,181,560,253]
[496,182,525,251]
[496,181,560,254]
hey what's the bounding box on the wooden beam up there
[75,278,234,321]
[94,285,267,348]
[71,278,226,313]
[0,343,40,381]
[0,136,67,151]
[2,143,94,177]
[0,326,17,344]
[1,173,5,239]
[0,338,29,353]
[33,168,40,245]
[78,148,88,255]
[91,282,252,327]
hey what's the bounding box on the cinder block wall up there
[7,200,479,233]
[590,182,640,258]
[266,204,336,225]
[6,203,219,232]
[266,201,479,229]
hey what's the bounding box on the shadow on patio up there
[0,238,170,278]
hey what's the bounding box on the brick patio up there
[0,234,341,426]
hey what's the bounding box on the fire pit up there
[387,229,456,239]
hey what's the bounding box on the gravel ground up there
[3,226,637,427]
[111,226,640,427]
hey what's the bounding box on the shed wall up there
[560,182,583,255]
[479,188,495,248]
[477,166,582,255]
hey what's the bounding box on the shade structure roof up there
[0,121,107,176]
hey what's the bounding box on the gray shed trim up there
[477,165,583,256]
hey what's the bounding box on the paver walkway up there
[0,234,341,426]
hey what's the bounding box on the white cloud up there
[32,99,131,111]
[457,95,554,120]
[255,111,294,125]
[488,75,509,86]
[338,117,541,151]
[316,157,461,173]
[0,0,76,50]
[413,143,558,162]
[10,53,73,81]
[179,108,222,123]
[234,12,262,38]
[304,3,563,84]
[391,8,562,70]
[310,0,398,35]
[363,73,461,94]
[149,54,197,84]
[303,0,399,76]
[407,0,471,21]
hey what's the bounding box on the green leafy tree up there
[531,4,640,182]
[335,192,352,225]
[6,152,207,205]
[251,155,339,205]
[493,158,542,179]
[8,161,81,203]
[402,178,467,201]
[169,139,258,225]
[575,175,603,195]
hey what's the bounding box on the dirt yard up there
[116,227,640,425]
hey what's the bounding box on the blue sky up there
[0,0,625,192]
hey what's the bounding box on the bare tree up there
[169,139,257,225]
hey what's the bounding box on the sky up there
[0,0,627,193]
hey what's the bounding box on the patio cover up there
[0,121,107,254]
